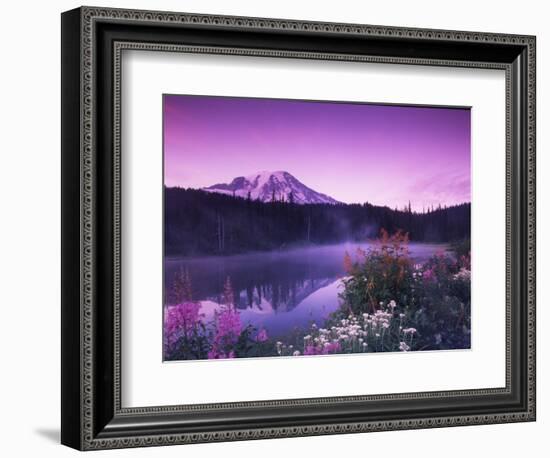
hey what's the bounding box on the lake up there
[165,242,447,339]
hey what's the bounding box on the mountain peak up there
[203,171,340,205]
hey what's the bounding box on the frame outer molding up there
[61,5,536,450]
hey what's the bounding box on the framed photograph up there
[61,6,536,450]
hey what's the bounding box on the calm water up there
[165,242,446,338]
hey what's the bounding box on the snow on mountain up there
[202,171,341,205]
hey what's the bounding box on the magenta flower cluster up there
[207,306,243,359]
[255,328,268,342]
[303,341,341,356]
[164,301,202,354]
[163,276,273,360]
[422,267,436,283]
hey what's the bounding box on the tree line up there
[165,187,470,257]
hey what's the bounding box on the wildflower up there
[453,268,471,282]
[422,268,436,283]
[388,300,397,310]
[164,301,203,355]
[207,349,220,359]
[343,251,354,273]
[324,341,341,354]
[255,328,268,343]
[216,307,241,339]
[459,253,471,270]
[208,305,242,359]
[164,302,202,336]
[402,327,417,335]
[399,342,410,352]
[293,350,300,356]
[303,345,318,356]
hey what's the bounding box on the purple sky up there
[164,95,470,211]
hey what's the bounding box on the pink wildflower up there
[303,341,341,356]
[459,253,471,270]
[303,345,320,356]
[163,302,202,356]
[255,328,268,342]
[208,305,242,359]
[422,268,436,283]
[164,302,201,337]
[324,341,341,354]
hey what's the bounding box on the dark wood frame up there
[61,6,536,450]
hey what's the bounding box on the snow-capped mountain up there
[202,171,340,205]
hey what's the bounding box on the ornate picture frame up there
[61,6,536,450]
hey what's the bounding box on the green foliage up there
[338,230,471,351]
[168,320,210,361]
[234,326,278,358]
[451,238,471,259]
[165,231,472,360]
[340,230,414,314]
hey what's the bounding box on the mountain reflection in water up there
[165,242,445,338]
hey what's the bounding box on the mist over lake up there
[165,242,447,339]
[162,95,471,361]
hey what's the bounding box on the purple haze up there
[164,95,470,211]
